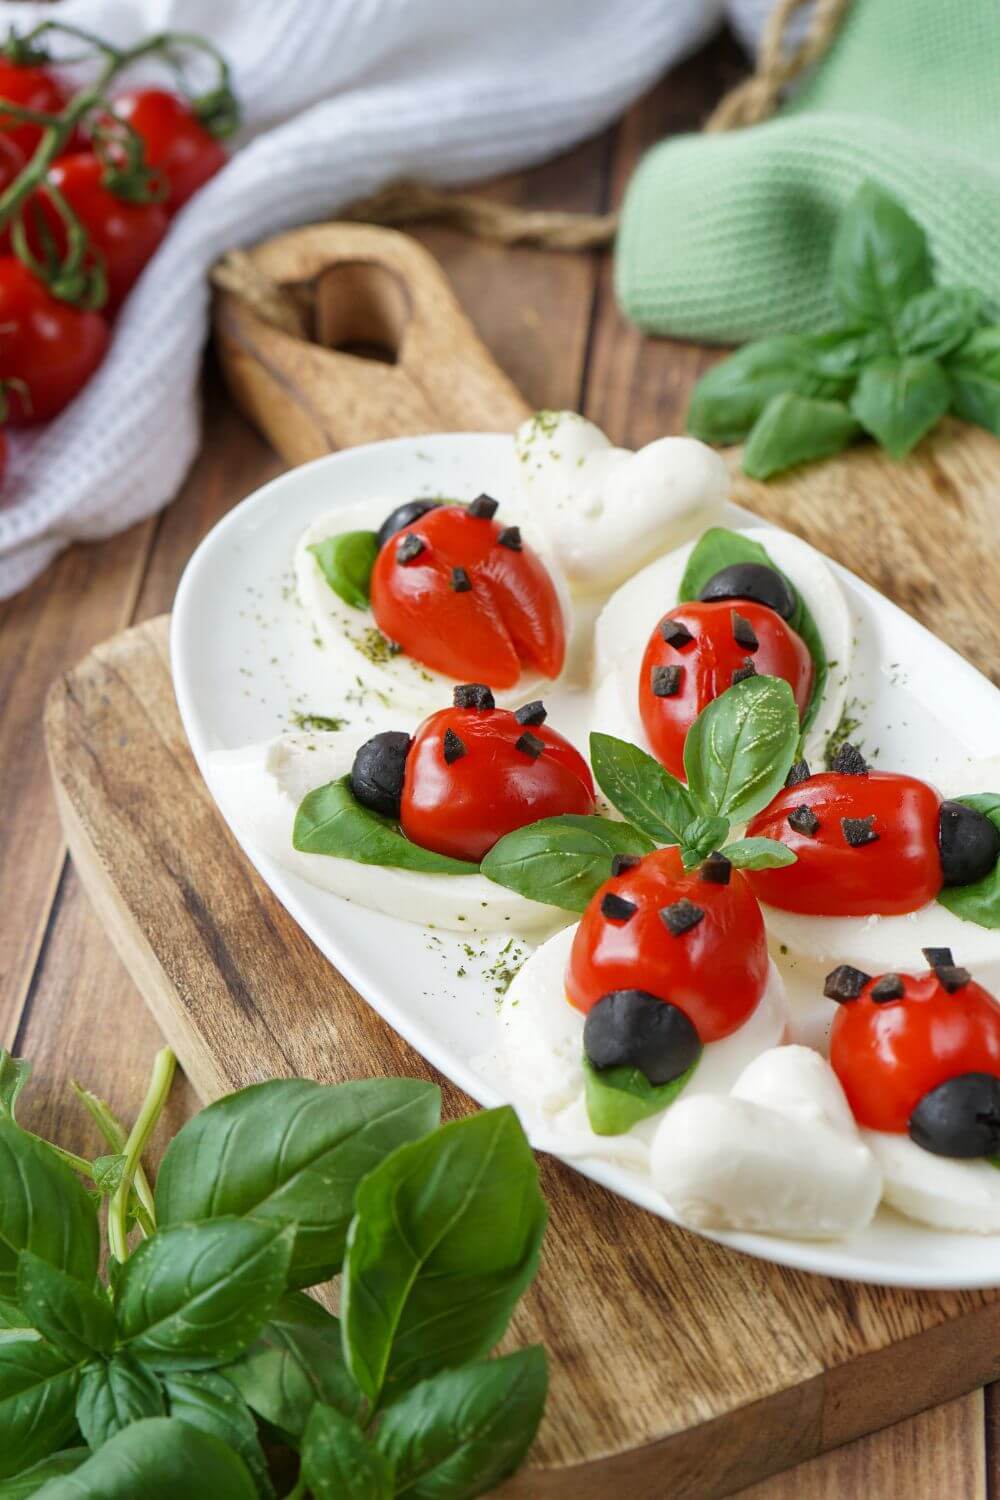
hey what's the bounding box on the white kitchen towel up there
[0,0,756,597]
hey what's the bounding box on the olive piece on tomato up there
[697,561,797,621]
[583,989,702,1085]
[375,499,442,551]
[909,1072,1000,1158]
[938,800,1000,887]
[350,730,412,819]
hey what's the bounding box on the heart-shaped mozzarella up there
[513,412,727,595]
[650,1045,882,1239]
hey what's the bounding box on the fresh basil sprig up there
[294,776,478,876]
[937,794,1000,930]
[0,1049,549,1497]
[308,532,379,612]
[479,815,655,914]
[688,180,1000,477]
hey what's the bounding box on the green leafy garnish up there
[582,1057,697,1136]
[683,675,800,824]
[723,837,798,870]
[308,531,379,611]
[937,794,1000,929]
[741,393,859,479]
[850,357,951,460]
[480,814,655,914]
[589,733,696,844]
[293,775,478,876]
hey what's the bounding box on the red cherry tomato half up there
[0,258,109,424]
[370,506,566,690]
[107,89,226,212]
[0,135,25,253]
[745,770,942,917]
[640,600,813,778]
[400,704,594,863]
[0,60,69,158]
[24,154,169,311]
[0,429,7,488]
[830,970,1000,1132]
[565,845,769,1043]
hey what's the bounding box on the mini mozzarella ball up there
[651,1045,882,1239]
[514,411,727,596]
[864,1131,1000,1233]
[206,731,569,936]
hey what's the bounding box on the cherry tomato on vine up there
[0,59,69,158]
[566,845,769,1043]
[0,258,109,423]
[639,599,813,779]
[369,504,566,689]
[107,89,226,211]
[398,699,594,863]
[25,153,169,310]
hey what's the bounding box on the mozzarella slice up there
[592,526,852,767]
[296,499,573,713]
[206,730,569,936]
[651,1046,882,1239]
[864,1131,1000,1233]
[513,412,727,596]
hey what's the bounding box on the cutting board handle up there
[213,222,531,463]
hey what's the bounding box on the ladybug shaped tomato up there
[368,495,565,690]
[566,845,769,1045]
[828,955,1000,1155]
[350,684,593,863]
[745,745,1000,917]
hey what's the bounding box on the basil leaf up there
[794,327,892,380]
[0,1052,30,1123]
[686,336,849,444]
[76,1352,165,1448]
[480,814,654,914]
[947,326,1000,436]
[0,1451,88,1496]
[742,393,859,480]
[301,1403,393,1500]
[831,181,933,329]
[0,1299,31,1332]
[227,1299,363,1443]
[937,794,1000,929]
[376,1348,547,1500]
[117,1219,293,1372]
[723,837,797,870]
[589,733,696,844]
[165,1372,274,1500]
[851,357,951,459]
[679,814,731,869]
[895,287,981,359]
[684,675,800,823]
[16,1254,114,1363]
[583,1058,697,1136]
[0,1339,81,1479]
[294,776,477,876]
[341,1107,546,1406]
[28,1417,258,1498]
[91,1155,126,1195]
[0,1119,100,1303]
[308,532,379,611]
[156,1078,439,1288]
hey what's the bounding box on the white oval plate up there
[173,434,1000,1288]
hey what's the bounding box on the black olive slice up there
[350,731,412,819]
[697,561,796,621]
[375,499,442,551]
[909,1072,1000,1158]
[584,990,702,1086]
[938,800,1000,887]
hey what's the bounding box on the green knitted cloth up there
[616,0,1000,343]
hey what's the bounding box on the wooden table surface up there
[0,33,992,1499]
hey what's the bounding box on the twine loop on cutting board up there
[212,0,850,323]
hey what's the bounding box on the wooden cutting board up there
[46,224,1000,1499]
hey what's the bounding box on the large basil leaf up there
[850,357,951,459]
[308,532,379,611]
[16,1254,114,1363]
[156,1079,439,1288]
[0,1052,30,1122]
[686,336,849,445]
[0,1339,81,1479]
[341,1107,546,1406]
[28,1418,257,1498]
[165,1372,274,1500]
[937,794,1000,929]
[76,1353,165,1449]
[0,1451,89,1497]
[480,814,654,913]
[293,777,477,875]
[589,733,696,845]
[895,287,981,359]
[301,1402,393,1500]
[116,1219,293,1372]
[376,1348,547,1500]
[831,181,933,329]
[583,1058,697,1136]
[948,326,1000,436]
[0,1119,100,1303]
[741,393,859,480]
[226,1296,363,1441]
[723,837,797,870]
[683,675,799,823]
